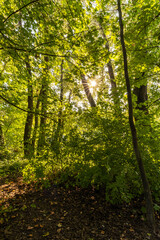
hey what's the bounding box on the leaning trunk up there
[99,23,121,113]
[117,0,155,231]
[99,23,117,90]
[81,74,96,107]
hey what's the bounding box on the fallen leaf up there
[43,232,50,237]
[27,226,34,230]
[57,228,62,233]
[57,223,62,228]
[129,227,134,232]
[0,218,4,224]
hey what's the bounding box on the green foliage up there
[0,156,27,177]
[0,0,160,207]
[22,158,46,182]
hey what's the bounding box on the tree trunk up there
[51,60,64,156]
[24,58,33,158]
[99,23,117,90]
[68,90,72,103]
[134,81,148,114]
[37,56,49,153]
[117,0,155,231]
[0,123,5,160]
[0,123,4,147]
[31,91,41,155]
[57,60,64,134]
[99,23,121,114]
[81,74,96,107]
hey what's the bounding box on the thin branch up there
[3,0,40,24]
[0,94,57,122]
[0,46,68,57]
[137,12,160,36]
[148,98,160,108]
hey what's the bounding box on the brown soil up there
[0,176,160,240]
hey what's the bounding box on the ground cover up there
[0,176,160,240]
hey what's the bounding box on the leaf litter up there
[0,176,160,240]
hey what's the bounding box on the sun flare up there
[90,80,97,87]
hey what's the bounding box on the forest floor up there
[0,175,160,240]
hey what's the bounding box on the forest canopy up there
[0,0,160,230]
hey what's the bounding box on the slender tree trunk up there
[38,56,49,153]
[68,90,72,103]
[99,23,122,114]
[81,74,96,107]
[117,0,155,231]
[19,17,34,158]
[99,23,117,90]
[31,91,41,155]
[52,60,64,156]
[0,123,4,147]
[57,60,64,137]
[0,123,4,160]
[24,58,33,158]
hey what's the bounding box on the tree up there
[81,74,96,107]
[117,0,155,230]
[24,57,34,158]
[0,0,160,232]
[38,56,49,153]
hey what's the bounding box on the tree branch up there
[0,94,57,122]
[3,0,40,24]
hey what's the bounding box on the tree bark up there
[51,60,64,156]
[81,74,96,107]
[99,23,117,90]
[31,91,41,155]
[0,123,4,147]
[24,58,33,158]
[57,59,64,133]
[134,80,148,114]
[99,23,122,114]
[37,56,49,153]
[0,122,5,160]
[117,0,155,231]
[68,90,72,103]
